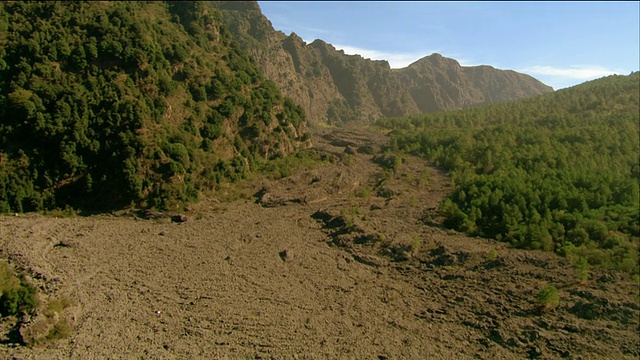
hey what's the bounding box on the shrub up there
[0,286,38,317]
[46,318,72,341]
[486,248,498,261]
[0,262,39,317]
[358,185,372,198]
[410,235,422,253]
[576,256,590,283]
[537,285,560,311]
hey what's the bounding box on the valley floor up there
[0,127,638,359]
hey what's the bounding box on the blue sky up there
[258,1,640,90]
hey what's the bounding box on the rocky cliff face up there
[393,54,554,113]
[212,1,553,125]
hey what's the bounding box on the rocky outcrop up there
[394,54,554,112]
[212,1,554,125]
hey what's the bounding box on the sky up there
[258,1,640,90]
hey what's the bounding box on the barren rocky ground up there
[0,126,638,359]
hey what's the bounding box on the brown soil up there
[0,126,638,359]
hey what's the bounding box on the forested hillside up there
[0,1,308,212]
[378,73,640,274]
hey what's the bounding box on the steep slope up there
[379,72,640,276]
[210,1,416,125]
[0,1,308,212]
[211,1,553,124]
[394,54,555,112]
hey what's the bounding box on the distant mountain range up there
[211,1,553,125]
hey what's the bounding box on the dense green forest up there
[0,1,309,212]
[378,73,640,274]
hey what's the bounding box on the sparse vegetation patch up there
[0,262,38,318]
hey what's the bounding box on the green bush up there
[576,256,590,282]
[0,262,39,317]
[537,285,560,311]
[0,286,39,317]
[486,248,498,261]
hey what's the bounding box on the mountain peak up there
[407,53,461,69]
[211,3,553,124]
[287,32,306,44]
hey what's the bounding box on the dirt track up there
[0,127,638,359]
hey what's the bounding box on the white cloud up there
[298,43,628,90]
[333,44,436,69]
[522,65,623,80]
[519,65,628,90]
[331,44,485,69]
[291,26,336,39]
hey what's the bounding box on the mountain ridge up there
[212,1,554,124]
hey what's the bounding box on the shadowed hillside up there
[0,1,308,212]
